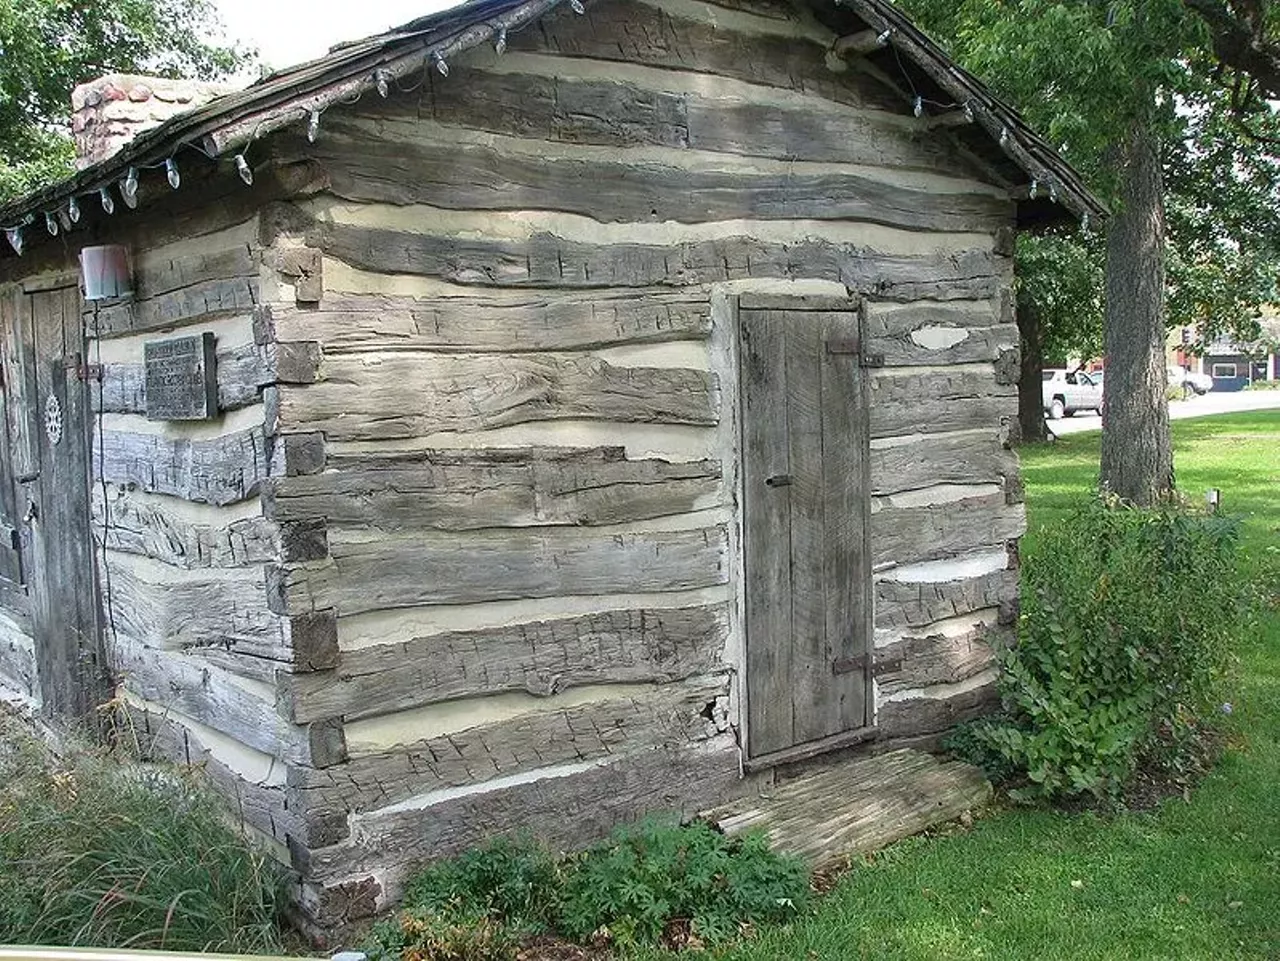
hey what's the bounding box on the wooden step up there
[703,748,991,866]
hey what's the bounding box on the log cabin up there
[0,0,1104,931]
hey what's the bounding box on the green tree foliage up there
[902,0,1280,353]
[0,0,250,203]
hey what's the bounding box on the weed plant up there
[0,714,283,951]
[949,497,1247,801]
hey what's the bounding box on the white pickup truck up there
[1042,368,1103,420]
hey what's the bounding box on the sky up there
[214,0,459,80]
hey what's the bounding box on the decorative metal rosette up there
[44,393,63,446]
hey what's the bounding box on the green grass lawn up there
[707,412,1280,961]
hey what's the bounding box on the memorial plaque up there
[144,332,218,420]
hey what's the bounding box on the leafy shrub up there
[365,907,517,961]
[557,819,808,949]
[963,499,1244,802]
[402,836,560,932]
[1243,379,1280,390]
[0,714,282,951]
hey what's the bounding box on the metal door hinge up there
[765,474,792,488]
[860,352,885,368]
[832,653,868,675]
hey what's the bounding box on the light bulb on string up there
[121,167,140,208]
[375,69,391,98]
[432,51,449,77]
[165,158,181,189]
[5,227,22,256]
[235,154,254,185]
[99,187,115,214]
[570,0,585,12]
[68,196,81,224]
[307,109,321,143]
[1049,182,1059,204]
[913,96,924,118]
[45,212,58,236]
[494,27,508,54]
[999,126,1009,147]
[876,29,891,44]
[1029,179,1039,200]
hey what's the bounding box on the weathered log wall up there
[257,0,1023,918]
[0,0,1028,925]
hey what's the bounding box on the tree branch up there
[1185,0,1280,97]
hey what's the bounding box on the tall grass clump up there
[0,713,283,951]
[950,498,1247,802]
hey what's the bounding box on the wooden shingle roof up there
[0,0,1106,255]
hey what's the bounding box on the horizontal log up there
[276,352,718,441]
[394,65,958,171]
[507,0,899,113]
[94,342,268,415]
[280,602,729,723]
[102,555,288,664]
[878,676,999,738]
[97,424,269,506]
[121,700,299,846]
[868,323,1018,367]
[132,244,259,302]
[300,218,1003,302]
[272,525,729,617]
[870,368,1018,439]
[875,566,1018,630]
[266,448,722,532]
[0,611,37,701]
[94,488,278,568]
[870,431,1018,496]
[291,677,730,837]
[112,634,340,767]
[875,615,1009,694]
[295,124,1010,233]
[93,276,261,339]
[872,490,1026,568]
[305,735,744,902]
[262,288,712,353]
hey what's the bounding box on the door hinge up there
[832,653,868,675]
[860,352,885,368]
[765,474,792,488]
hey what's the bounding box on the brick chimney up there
[70,74,235,170]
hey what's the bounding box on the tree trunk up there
[1100,118,1173,504]
[1016,295,1049,444]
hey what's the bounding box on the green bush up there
[0,716,282,951]
[1243,379,1280,390]
[402,836,560,932]
[367,823,809,959]
[557,820,809,949]
[959,499,1244,802]
[365,908,517,961]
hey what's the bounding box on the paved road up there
[1048,389,1280,436]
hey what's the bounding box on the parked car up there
[1042,368,1103,419]
[1168,366,1214,395]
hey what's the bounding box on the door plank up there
[782,314,829,746]
[26,286,105,718]
[821,312,872,734]
[739,308,793,757]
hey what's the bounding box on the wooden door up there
[738,296,872,764]
[3,282,105,718]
